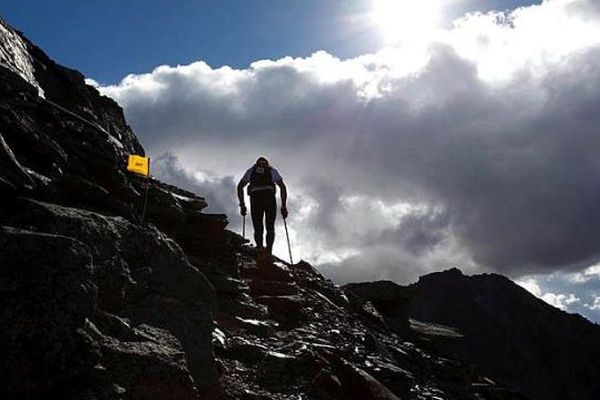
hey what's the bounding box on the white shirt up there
[242,166,282,193]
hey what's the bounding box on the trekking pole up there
[241,214,246,259]
[139,175,150,224]
[283,217,293,265]
[242,215,246,241]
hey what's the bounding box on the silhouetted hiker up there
[237,157,288,255]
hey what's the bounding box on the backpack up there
[248,165,275,194]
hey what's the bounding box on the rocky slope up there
[0,16,533,399]
[346,269,600,400]
[407,268,600,400]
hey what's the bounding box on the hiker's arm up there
[277,180,287,217]
[237,179,248,215]
[237,179,246,206]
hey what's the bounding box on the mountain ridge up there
[407,267,600,400]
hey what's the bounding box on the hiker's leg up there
[250,195,265,248]
[265,195,276,254]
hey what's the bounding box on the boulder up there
[344,281,412,333]
[311,369,343,399]
[332,357,402,400]
[256,295,304,317]
[2,199,219,395]
[0,227,98,399]
[91,322,199,400]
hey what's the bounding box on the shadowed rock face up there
[1,227,98,398]
[408,268,600,400]
[1,17,221,399]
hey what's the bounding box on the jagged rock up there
[174,192,208,211]
[330,356,402,400]
[0,175,17,196]
[240,261,294,282]
[365,358,415,398]
[144,183,188,227]
[12,25,143,155]
[121,290,217,392]
[0,66,141,218]
[239,389,275,400]
[1,198,218,396]
[247,279,299,296]
[215,311,244,334]
[196,263,249,296]
[0,129,36,191]
[215,276,251,295]
[218,293,270,320]
[225,336,270,364]
[256,295,304,318]
[408,319,463,341]
[344,280,412,333]
[6,198,216,312]
[235,317,279,337]
[170,212,228,258]
[91,322,199,400]
[215,312,278,338]
[295,260,326,278]
[311,369,343,399]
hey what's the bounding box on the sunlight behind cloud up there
[371,0,443,44]
[447,0,600,81]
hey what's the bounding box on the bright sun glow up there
[372,0,442,44]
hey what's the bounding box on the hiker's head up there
[256,157,269,168]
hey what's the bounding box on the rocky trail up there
[207,245,526,400]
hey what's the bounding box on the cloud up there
[294,195,479,283]
[100,0,600,284]
[516,278,542,297]
[151,152,239,222]
[584,295,600,311]
[516,276,581,311]
[84,78,100,88]
[516,269,600,322]
[541,292,580,310]
[567,264,600,283]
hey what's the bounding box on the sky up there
[3,0,534,83]
[4,0,600,323]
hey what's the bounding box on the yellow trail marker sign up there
[127,155,150,177]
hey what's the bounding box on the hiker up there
[237,156,288,254]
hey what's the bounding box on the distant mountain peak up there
[417,266,465,283]
[409,267,600,400]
